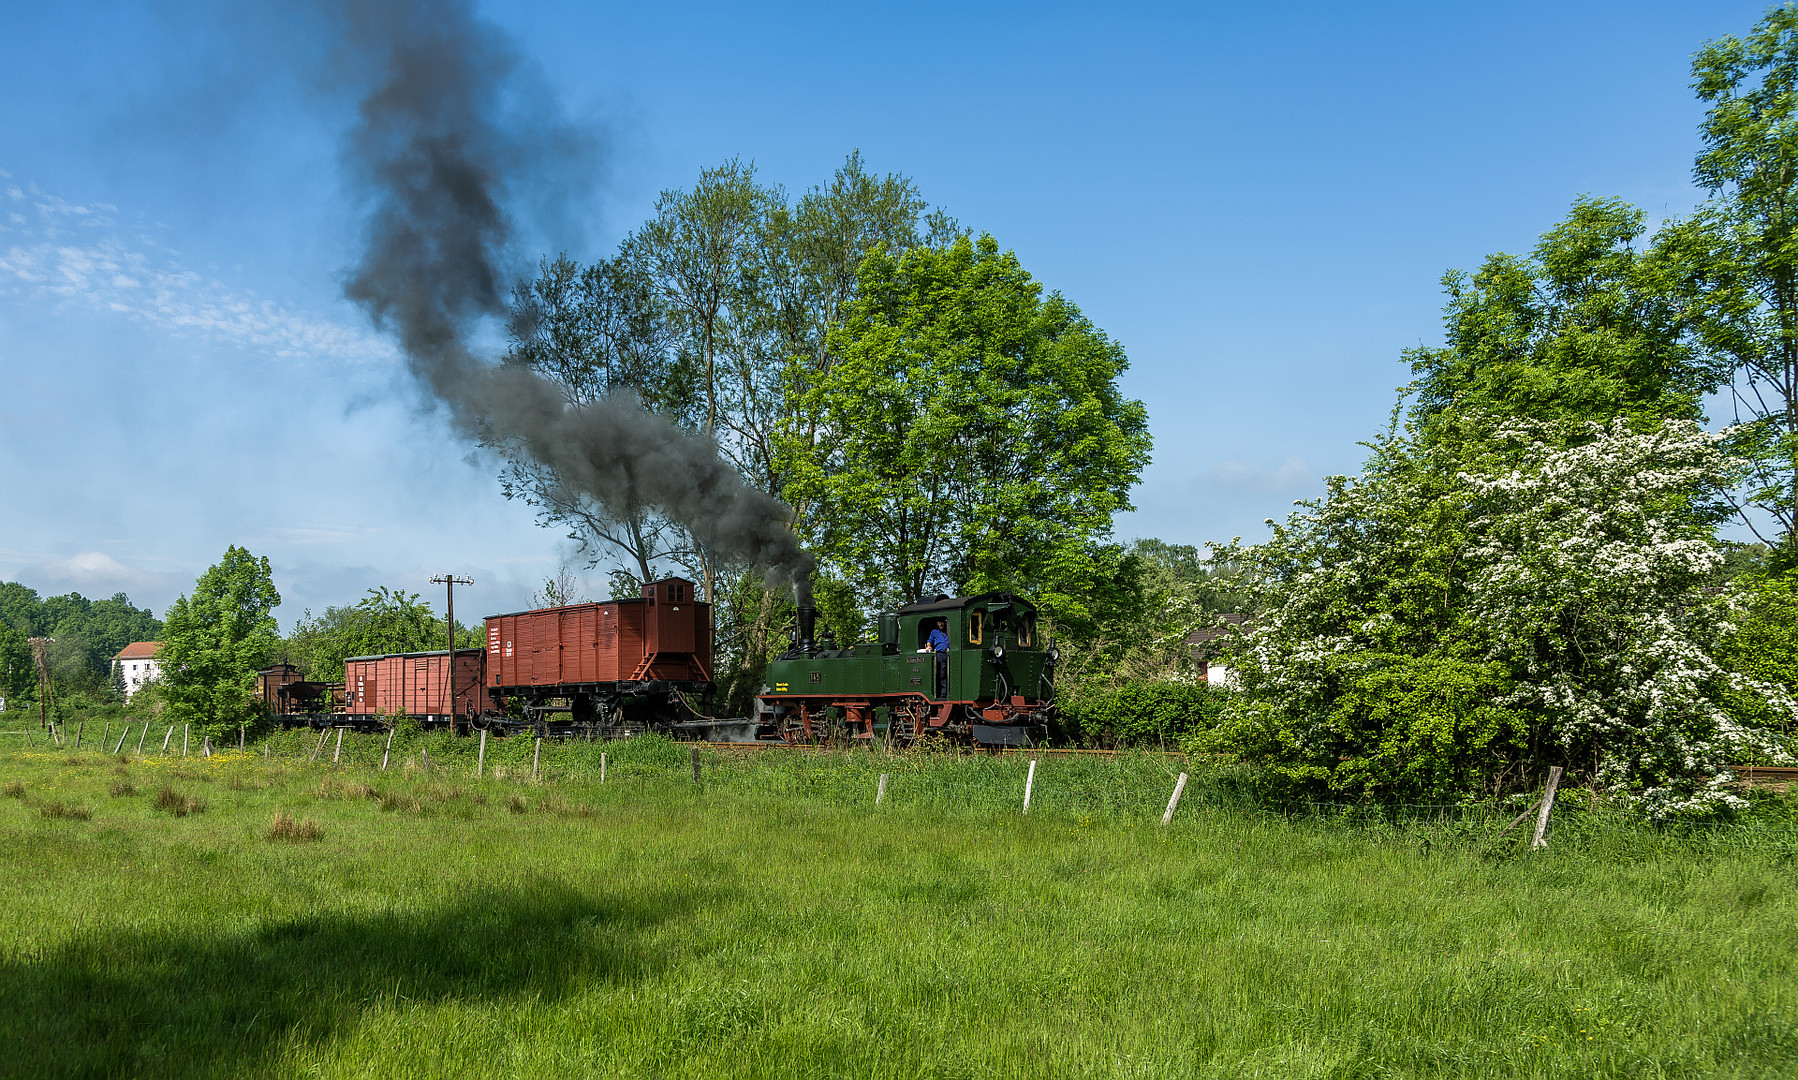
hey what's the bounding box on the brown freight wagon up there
[342,648,490,727]
[484,577,713,729]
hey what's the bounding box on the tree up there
[1059,539,1253,691]
[277,586,477,684]
[778,234,1151,627]
[1408,196,1717,435]
[501,154,961,713]
[1212,417,1794,815]
[1718,573,1798,738]
[531,567,586,608]
[0,581,40,634]
[0,583,161,699]
[0,622,30,710]
[1661,7,1798,553]
[500,252,697,588]
[632,158,779,603]
[159,546,280,734]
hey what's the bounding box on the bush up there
[1054,680,1226,748]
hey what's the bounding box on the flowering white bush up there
[1213,417,1796,815]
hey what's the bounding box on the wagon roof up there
[342,648,484,662]
[483,576,700,620]
[894,591,1034,615]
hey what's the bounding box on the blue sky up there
[0,0,1776,628]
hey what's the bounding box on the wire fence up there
[7,721,1798,854]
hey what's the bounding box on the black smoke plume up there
[328,0,813,602]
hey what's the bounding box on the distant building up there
[112,642,163,699]
[1184,614,1250,688]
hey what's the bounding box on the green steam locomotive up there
[757,592,1058,747]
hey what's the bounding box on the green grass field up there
[1,727,1795,1079]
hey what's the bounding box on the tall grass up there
[0,728,1795,1078]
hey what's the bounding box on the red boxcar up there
[484,577,713,694]
[343,649,490,719]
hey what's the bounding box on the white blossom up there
[1216,418,1795,817]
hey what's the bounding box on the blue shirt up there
[927,629,949,652]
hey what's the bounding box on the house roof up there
[1184,614,1251,659]
[113,641,162,661]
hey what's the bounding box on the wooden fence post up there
[75,720,85,749]
[381,726,395,771]
[600,752,606,785]
[310,728,328,762]
[238,724,245,751]
[690,745,701,784]
[1162,772,1190,825]
[333,728,344,764]
[161,726,174,753]
[477,729,487,777]
[1023,758,1038,815]
[877,773,890,805]
[532,737,542,780]
[101,722,110,750]
[202,736,212,758]
[113,728,128,755]
[1531,766,1564,849]
[136,723,149,754]
[182,724,189,757]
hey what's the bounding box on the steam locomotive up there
[759,591,1057,747]
[260,577,1056,745]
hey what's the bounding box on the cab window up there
[1018,614,1035,647]
[968,610,984,645]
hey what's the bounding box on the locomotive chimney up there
[798,603,816,656]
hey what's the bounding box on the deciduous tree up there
[779,234,1151,628]
[1659,7,1798,553]
[159,547,280,734]
[277,586,478,684]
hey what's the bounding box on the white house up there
[112,641,163,699]
[1184,615,1249,689]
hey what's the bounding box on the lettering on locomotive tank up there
[910,677,922,686]
[809,671,822,683]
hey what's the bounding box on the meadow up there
[0,723,1794,1079]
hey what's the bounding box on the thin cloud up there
[2,550,181,607]
[1206,457,1313,493]
[0,176,394,363]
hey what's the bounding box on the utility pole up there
[28,638,53,732]
[431,575,473,721]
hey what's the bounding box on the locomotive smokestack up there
[328,0,815,597]
[797,603,816,656]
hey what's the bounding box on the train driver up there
[928,617,949,697]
